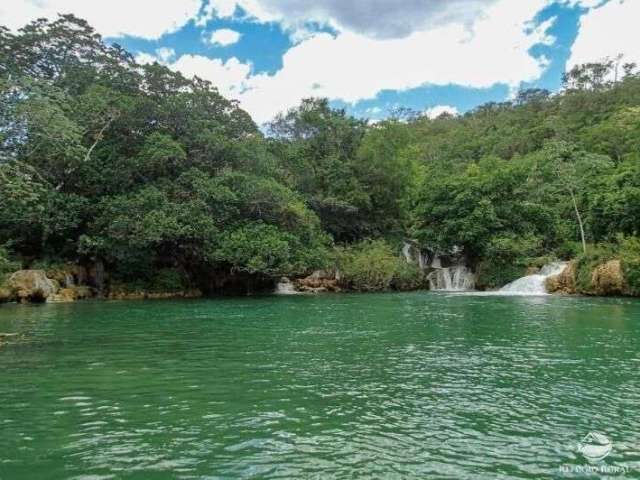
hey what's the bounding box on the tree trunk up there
[570,189,587,254]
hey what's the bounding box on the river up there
[1,293,639,478]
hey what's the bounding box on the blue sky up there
[5,0,638,124]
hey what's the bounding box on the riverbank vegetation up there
[1,15,640,300]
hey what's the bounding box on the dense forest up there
[1,15,640,299]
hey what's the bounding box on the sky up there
[2,0,639,125]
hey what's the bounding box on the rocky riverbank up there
[1,254,639,306]
[0,267,204,305]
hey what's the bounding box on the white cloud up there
[208,28,242,46]
[231,0,553,123]
[425,105,459,119]
[135,52,160,66]
[135,48,176,65]
[1,0,201,39]
[168,55,252,98]
[5,0,560,125]
[568,0,640,70]
[203,0,501,39]
[156,47,176,63]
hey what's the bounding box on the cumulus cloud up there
[425,105,459,119]
[202,0,502,39]
[208,28,242,46]
[232,0,553,123]
[5,0,559,125]
[135,47,176,65]
[169,55,252,98]
[568,0,639,70]
[1,0,201,39]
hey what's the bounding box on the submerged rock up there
[9,270,59,302]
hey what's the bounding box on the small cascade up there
[402,241,429,269]
[402,242,413,263]
[499,262,567,295]
[275,278,299,295]
[428,266,475,292]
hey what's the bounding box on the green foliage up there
[0,247,20,277]
[620,237,640,295]
[475,234,545,289]
[391,260,425,291]
[574,243,618,293]
[335,239,423,291]
[336,240,398,291]
[2,16,640,296]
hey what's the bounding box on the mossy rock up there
[590,260,625,296]
[47,286,95,303]
[0,286,14,303]
[9,270,59,302]
[546,261,577,295]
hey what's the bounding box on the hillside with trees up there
[1,15,640,299]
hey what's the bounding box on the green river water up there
[1,292,639,479]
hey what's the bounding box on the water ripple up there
[0,293,639,478]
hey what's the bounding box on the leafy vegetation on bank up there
[1,15,640,294]
[335,240,424,292]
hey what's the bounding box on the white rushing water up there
[275,278,299,295]
[498,262,567,295]
[428,266,475,292]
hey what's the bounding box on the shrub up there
[475,234,545,289]
[574,243,618,293]
[0,247,20,277]
[391,260,425,291]
[620,236,640,295]
[336,240,398,291]
[148,268,190,293]
[336,239,427,292]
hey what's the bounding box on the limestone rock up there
[546,261,577,295]
[46,265,88,288]
[0,286,14,303]
[47,286,94,303]
[295,270,341,293]
[9,270,59,302]
[591,260,625,296]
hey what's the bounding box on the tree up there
[533,142,613,254]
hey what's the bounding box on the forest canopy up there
[1,15,640,293]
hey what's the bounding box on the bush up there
[0,247,20,277]
[110,268,191,294]
[391,260,425,291]
[336,240,426,291]
[148,268,190,293]
[336,240,398,291]
[475,234,545,289]
[620,236,640,295]
[574,243,618,293]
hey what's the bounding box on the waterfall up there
[275,278,299,295]
[402,243,413,263]
[403,242,429,269]
[499,262,567,295]
[428,266,475,292]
